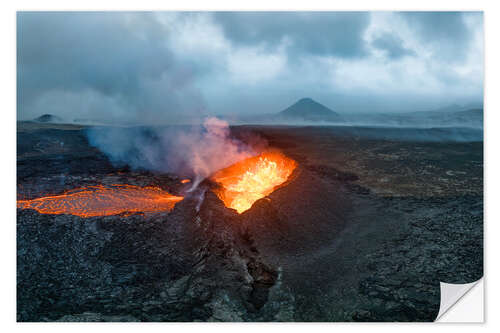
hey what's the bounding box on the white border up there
[2,1,497,331]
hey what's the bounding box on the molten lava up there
[17,184,184,218]
[211,151,297,213]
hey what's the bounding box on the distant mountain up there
[277,98,343,122]
[453,108,483,118]
[342,108,483,128]
[426,103,467,113]
[445,108,483,125]
[34,114,62,123]
[404,103,483,115]
[402,108,483,125]
[226,99,482,127]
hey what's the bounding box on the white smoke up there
[86,117,261,191]
[177,117,255,190]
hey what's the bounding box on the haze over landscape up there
[17,11,483,125]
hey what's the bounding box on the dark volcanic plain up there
[17,122,483,322]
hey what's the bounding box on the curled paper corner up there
[435,278,483,322]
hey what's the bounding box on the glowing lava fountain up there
[17,184,184,218]
[211,151,297,213]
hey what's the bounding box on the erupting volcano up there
[17,184,184,217]
[211,151,297,213]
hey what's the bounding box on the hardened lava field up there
[17,122,482,322]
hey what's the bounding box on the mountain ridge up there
[277,98,343,122]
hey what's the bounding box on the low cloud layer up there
[17,11,483,122]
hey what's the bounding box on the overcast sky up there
[17,11,484,123]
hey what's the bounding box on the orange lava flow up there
[211,151,297,213]
[17,184,184,218]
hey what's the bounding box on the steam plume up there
[86,117,262,190]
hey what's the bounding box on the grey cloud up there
[17,11,483,122]
[372,32,416,59]
[17,12,206,121]
[213,11,371,58]
[399,11,475,62]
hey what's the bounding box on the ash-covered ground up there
[17,122,483,322]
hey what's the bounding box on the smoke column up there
[86,117,262,190]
